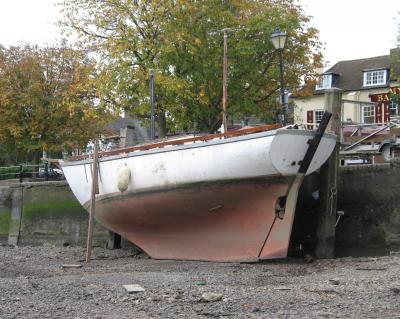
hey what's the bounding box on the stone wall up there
[0,181,109,247]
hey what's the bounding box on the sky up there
[298,0,399,67]
[0,0,398,68]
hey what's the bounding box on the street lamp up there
[270,27,288,124]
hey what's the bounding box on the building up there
[293,48,400,127]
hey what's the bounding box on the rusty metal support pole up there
[85,139,99,263]
[315,88,342,259]
[222,29,228,133]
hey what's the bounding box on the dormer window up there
[363,69,387,87]
[316,74,332,90]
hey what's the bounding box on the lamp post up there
[270,27,288,125]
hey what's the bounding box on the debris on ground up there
[123,284,145,294]
[0,244,399,318]
[200,292,223,302]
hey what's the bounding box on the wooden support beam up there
[85,139,99,263]
[315,88,342,259]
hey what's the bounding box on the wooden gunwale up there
[68,123,282,161]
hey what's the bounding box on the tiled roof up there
[323,55,390,92]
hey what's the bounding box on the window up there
[361,105,375,123]
[306,109,324,129]
[315,109,325,124]
[363,70,387,87]
[316,74,332,90]
[390,100,398,116]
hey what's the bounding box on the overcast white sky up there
[0,0,398,67]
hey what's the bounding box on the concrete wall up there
[335,163,400,256]
[0,181,109,247]
[0,186,12,242]
[1,167,400,257]
[292,162,400,257]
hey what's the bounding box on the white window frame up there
[390,100,398,116]
[363,69,387,87]
[316,74,332,90]
[314,109,325,124]
[361,104,375,123]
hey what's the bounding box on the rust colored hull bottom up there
[93,178,302,262]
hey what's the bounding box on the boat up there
[60,121,336,262]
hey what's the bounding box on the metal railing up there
[0,162,62,182]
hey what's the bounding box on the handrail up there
[68,123,282,161]
[343,124,391,151]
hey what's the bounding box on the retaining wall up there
[0,165,399,257]
[292,162,400,257]
[0,181,109,247]
[335,163,400,256]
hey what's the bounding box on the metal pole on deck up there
[85,139,99,263]
[150,69,155,140]
[222,29,228,133]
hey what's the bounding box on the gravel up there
[0,244,399,318]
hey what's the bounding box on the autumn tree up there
[60,0,181,136]
[162,0,323,130]
[60,0,323,132]
[0,44,108,164]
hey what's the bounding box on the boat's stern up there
[270,129,337,176]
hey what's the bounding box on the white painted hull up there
[60,128,336,261]
[61,129,336,206]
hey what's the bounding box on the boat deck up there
[68,124,282,161]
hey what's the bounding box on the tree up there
[162,0,323,130]
[60,0,180,136]
[60,0,323,132]
[0,44,108,164]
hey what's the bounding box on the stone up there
[304,254,315,263]
[274,286,292,291]
[329,278,340,285]
[62,264,83,269]
[201,292,223,302]
[390,287,400,294]
[123,284,145,294]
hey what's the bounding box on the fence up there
[0,162,62,182]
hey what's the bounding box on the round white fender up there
[118,166,131,192]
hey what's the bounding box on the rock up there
[274,286,292,291]
[304,254,315,263]
[390,287,400,294]
[123,284,145,294]
[201,292,223,302]
[62,264,83,269]
[174,293,183,300]
[329,278,340,285]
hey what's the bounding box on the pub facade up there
[293,48,400,127]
